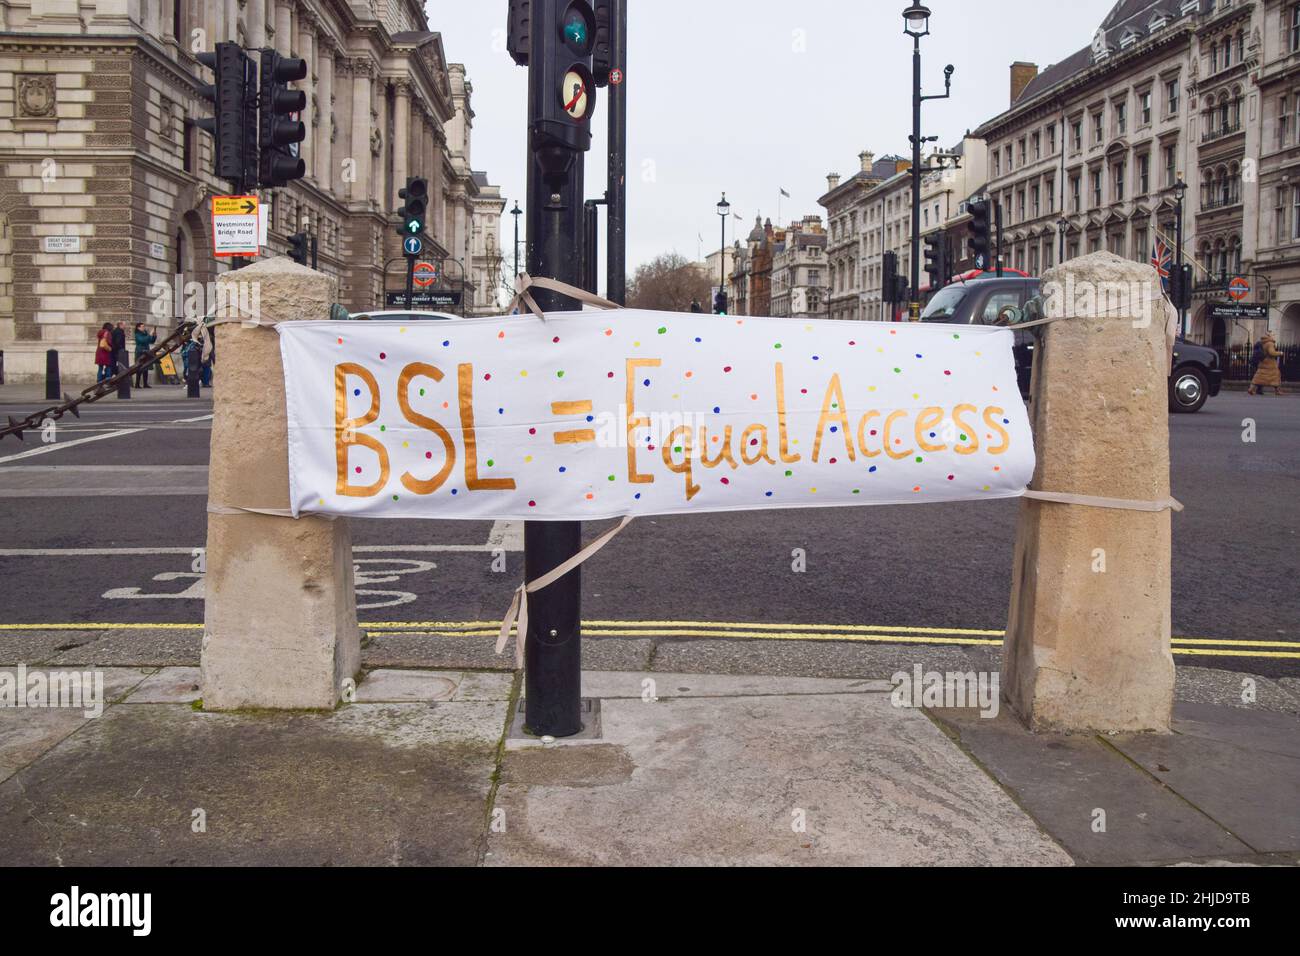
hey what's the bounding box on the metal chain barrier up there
[0,320,200,442]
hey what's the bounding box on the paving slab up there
[0,701,507,865]
[930,708,1253,864]
[488,677,1070,866]
[1108,703,1300,854]
[123,666,202,704]
[355,669,460,703]
[1174,666,1300,717]
[0,667,154,783]
[580,670,891,699]
[41,629,202,668]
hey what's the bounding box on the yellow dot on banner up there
[912,393,920,400]
[868,386,877,392]
[400,327,407,333]
[520,370,528,377]
[318,499,325,506]
[402,441,409,448]
[524,455,533,463]
[792,438,800,445]
[810,487,817,493]
[877,347,884,353]
[805,325,813,332]
[672,393,680,400]
[975,351,982,357]
[633,340,641,347]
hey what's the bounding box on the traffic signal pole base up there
[522,520,584,738]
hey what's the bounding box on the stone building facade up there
[769,215,827,318]
[972,0,1298,347]
[0,0,503,382]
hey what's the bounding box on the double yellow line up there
[1,620,1297,660]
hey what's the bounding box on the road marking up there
[0,621,1295,660]
[0,540,520,556]
[0,428,144,464]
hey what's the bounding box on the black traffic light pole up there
[606,0,626,304]
[514,0,598,738]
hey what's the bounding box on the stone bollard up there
[200,257,361,710]
[1004,252,1175,733]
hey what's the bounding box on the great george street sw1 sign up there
[278,310,1035,521]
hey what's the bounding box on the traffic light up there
[883,250,898,304]
[507,0,532,66]
[592,0,613,86]
[714,290,728,315]
[397,177,428,238]
[195,42,254,185]
[895,275,909,305]
[968,199,992,272]
[528,0,598,154]
[1169,262,1193,311]
[258,50,307,188]
[924,233,946,290]
[288,232,309,265]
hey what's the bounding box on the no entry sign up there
[278,311,1035,521]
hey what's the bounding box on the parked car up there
[920,276,1222,413]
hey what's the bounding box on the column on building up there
[349,60,372,205]
[298,18,315,178]
[225,0,237,42]
[246,0,265,48]
[316,43,333,191]
[393,80,410,208]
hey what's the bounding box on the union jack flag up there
[1151,240,1172,292]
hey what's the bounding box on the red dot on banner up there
[425,452,432,459]
[379,352,386,360]
[553,336,560,343]
[829,458,837,464]
[944,370,952,375]
[604,329,613,336]
[528,427,536,435]
[336,337,343,345]
[723,366,732,373]
[849,340,856,346]
[484,373,491,381]
[948,474,955,481]
[607,371,615,378]
[720,477,730,485]
[800,388,808,394]
[870,429,878,436]
[497,331,505,339]
[529,500,536,507]
[355,466,361,474]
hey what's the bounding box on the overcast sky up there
[427,0,1117,291]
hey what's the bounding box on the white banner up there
[278,310,1034,521]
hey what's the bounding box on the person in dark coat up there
[110,321,128,376]
[94,322,114,383]
[132,323,157,388]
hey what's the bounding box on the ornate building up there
[0,0,504,382]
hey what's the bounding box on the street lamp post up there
[1172,174,1188,336]
[716,192,730,313]
[903,2,951,321]
[1057,216,1069,264]
[510,201,522,281]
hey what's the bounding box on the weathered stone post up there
[1004,252,1175,732]
[201,257,361,710]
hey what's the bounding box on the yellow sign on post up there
[211,195,260,257]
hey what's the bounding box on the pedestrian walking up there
[132,322,157,389]
[94,322,115,383]
[1247,332,1285,396]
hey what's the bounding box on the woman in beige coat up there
[1248,332,1284,395]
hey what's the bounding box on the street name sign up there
[41,236,82,253]
[211,195,260,257]
[1208,302,1267,320]
[383,290,460,309]
[278,312,1035,521]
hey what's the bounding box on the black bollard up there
[45,349,60,400]
[115,352,131,400]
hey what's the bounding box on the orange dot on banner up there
[604,329,613,336]
[443,402,450,409]
[890,330,898,335]
[992,386,999,392]
[585,493,594,500]
[712,436,720,444]
[498,331,505,339]
[336,337,343,345]
[750,393,758,401]
[685,370,693,378]
[994,466,1002,472]
[913,486,921,492]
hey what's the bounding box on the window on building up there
[1017,190,1025,221]
[1091,169,1103,206]
[1032,132,1041,160]
[1138,154,1150,194]
[1005,145,1013,170]
[1069,240,1081,258]
[1031,185,1040,218]
[1211,42,1219,73]
[1292,5,1300,52]
[1114,162,1125,201]
[1116,102,1127,134]
[1089,235,1102,254]
[1281,96,1291,148]
[1223,37,1231,69]
[1141,91,1152,125]
[1044,244,1054,269]
[1030,245,1040,276]
[1048,124,1057,154]
[1167,78,1180,115]
[1294,185,1300,239]
[1071,120,1083,150]
[1093,111,1104,143]
[993,151,1001,176]
[1164,145,1177,187]
[1046,178,1055,212]
[1018,138,1026,165]
[1136,227,1149,261]
[1071,175,1081,211]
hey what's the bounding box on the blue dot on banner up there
[498,408,504,415]
[830,426,838,433]
[765,491,773,497]
[813,355,820,361]
[559,466,566,473]
[353,388,360,397]
[929,432,936,438]
[713,406,721,414]
[694,337,702,343]
[443,340,450,347]
[643,378,651,386]
[634,493,642,500]
[1003,418,1010,424]
[916,353,923,358]
[869,466,878,473]
[451,489,458,495]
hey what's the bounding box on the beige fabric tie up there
[509,272,621,320]
[1022,490,1184,513]
[496,516,634,668]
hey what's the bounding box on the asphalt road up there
[0,385,1295,676]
